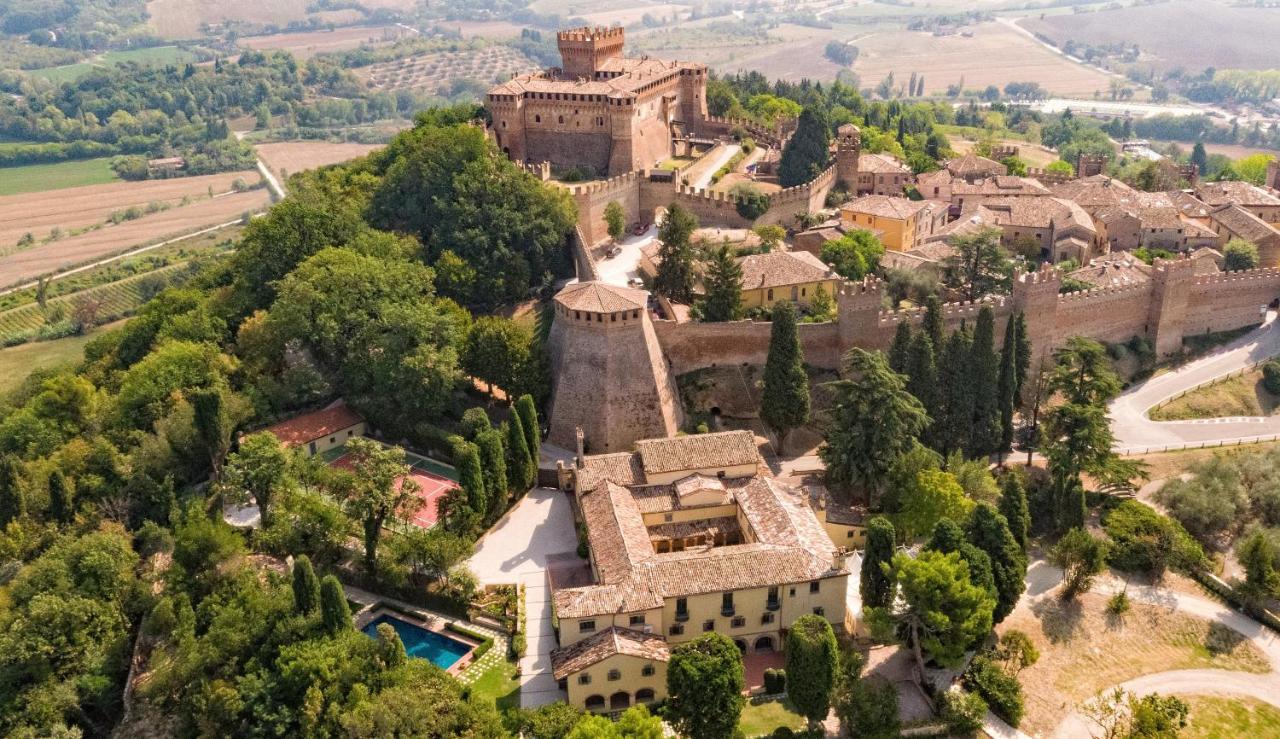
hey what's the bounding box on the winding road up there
[1109,313,1280,453]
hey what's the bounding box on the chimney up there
[575,426,586,468]
[833,548,850,571]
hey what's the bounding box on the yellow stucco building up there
[839,195,947,252]
[551,431,852,713]
[736,251,841,311]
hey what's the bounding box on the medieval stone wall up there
[652,319,843,373]
[1055,282,1154,346]
[526,129,614,177]
[1184,269,1280,335]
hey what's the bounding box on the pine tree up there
[888,321,912,375]
[1013,311,1031,405]
[47,470,73,524]
[923,294,945,352]
[516,394,541,462]
[0,456,25,526]
[998,473,1030,550]
[997,313,1019,456]
[475,429,509,521]
[968,307,1001,457]
[454,441,488,525]
[505,415,536,491]
[292,555,321,614]
[700,245,744,322]
[861,516,896,609]
[319,575,352,634]
[761,301,811,446]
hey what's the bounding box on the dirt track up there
[0,189,270,287]
[0,170,259,249]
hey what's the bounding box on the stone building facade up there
[486,27,709,176]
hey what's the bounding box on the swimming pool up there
[362,614,473,670]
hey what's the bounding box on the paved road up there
[468,486,577,708]
[595,224,656,287]
[683,142,740,190]
[1109,313,1280,452]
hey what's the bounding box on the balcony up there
[766,599,781,611]
[675,611,690,622]
[721,606,736,617]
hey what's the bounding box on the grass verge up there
[1150,369,1280,421]
[1181,695,1280,738]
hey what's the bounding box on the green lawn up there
[1182,695,1280,738]
[0,327,112,395]
[467,658,521,713]
[0,158,119,196]
[25,62,96,84]
[100,46,196,66]
[738,698,807,737]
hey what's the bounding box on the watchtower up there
[557,26,625,80]
[1148,256,1196,357]
[835,124,862,187]
[1011,263,1062,368]
[545,282,682,453]
[1267,160,1280,192]
[1076,153,1108,178]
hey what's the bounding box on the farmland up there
[0,170,259,250]
[0,262,191,343]
[255,141,382,181]
[238,25,412,59]
[851,22,1120,98]
[360,46,538,93]
[0,188,269,288]
[0,159,119,197]
[0,321,126,395]
[1021,1,1280,74]
[145,0,408,39]
[24,46,201,83]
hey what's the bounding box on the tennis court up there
[328,443,460,530]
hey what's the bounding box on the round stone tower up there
[546,281,683,454]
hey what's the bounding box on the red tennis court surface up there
[330,453,458,529]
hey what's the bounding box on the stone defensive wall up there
[697,115,789,148]
[648,262,1280,377]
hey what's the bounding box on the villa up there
[550,430,851,712]
[260,399,366,457]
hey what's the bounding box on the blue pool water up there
[362,614,472,669]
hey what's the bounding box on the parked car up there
[605,245,623,258]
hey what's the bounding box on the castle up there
[548,262,1280,454]
[487,27,710,177]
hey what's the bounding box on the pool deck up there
[346,586,507,679]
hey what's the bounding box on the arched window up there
[609,692,631,710]
[585,695,605,711]
[636,688,656,703]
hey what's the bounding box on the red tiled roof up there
[263,400,364,447]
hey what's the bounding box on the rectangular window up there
[731,616,745,628]
[642,665,655,677]
[629,615,645,626]
[675,598,688,620]
[703,619,715,632]
[809,581,820,594]
[813,606,825,617]
[669,623,684,636]
[608,669,621,681]
[580,620,596,633]
[578,674,591,685]
[761,612,775,625]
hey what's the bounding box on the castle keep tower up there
[835,124,861,187]
[557,27,625,80]
[546,282,683,453]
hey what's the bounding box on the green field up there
[25,46,198,84]
[0,158,119,196]
[0,326,116,395]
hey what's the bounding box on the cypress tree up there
[455,441,488,524]
[968,307,1000,457]
[888,321,912,375]
[937,330,974,455]
[506,415,536,491]
[476,429,509,520]
[923,294,945,352]
[516,394,541,463]
[860,516,896,609]
[376,622,407,669]
[761,300,811,446]
[654,203,699,303]
[997,313,1019,456]
[779,106,833,187]
[966,503,1027,624]
[1013,311,1031,405]
[1055,475,1086,533]
[460,407,492,439]
[319,575,352,634]
[927,518,967,553]
[905,331,939,421]
[785,615,840,724]
[998,473,1030,550]
[292,555,321,614]
[47,469,73,524]
[0,456,25,526]
[191,387,230,478]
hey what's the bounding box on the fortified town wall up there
[651,259,1280,376]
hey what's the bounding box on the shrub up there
[1103,500,1206,577]
[1264,359,1280,395]
[940,688,988,734]
[964,656,1024,727]
[1107,590,1131,615]
[763,668,786,694]
[731,183,769,220]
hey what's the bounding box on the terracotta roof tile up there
[635,430,759,476]
[859,153,910,174]
[555,281,649,313]
[262,400,363,448]
[551,627,669,679]
[1196,181,1280,207]
[946,152,1007,177]
[1211,204,1280,243]
[842,195,939,220]
[737,251,837,291]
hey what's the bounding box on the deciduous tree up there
[604,200,626,242]
[339,438,423,575]
[1050,527,1108,599]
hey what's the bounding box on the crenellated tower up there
[557,26,625,80]
[835,124,861,187]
